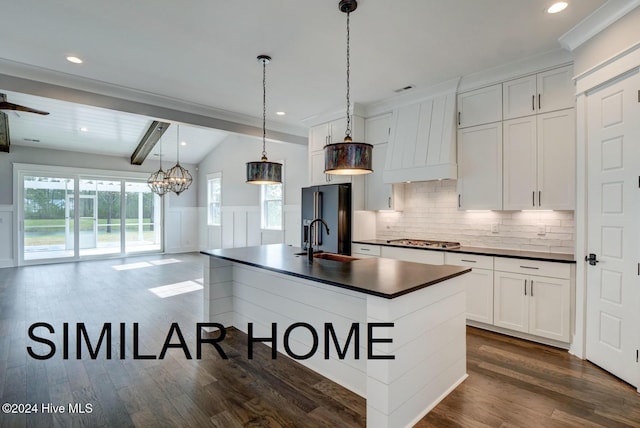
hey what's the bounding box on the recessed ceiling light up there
[547,2,568,13]
[180,141,187,146]
[80,127,88,132]
[276,111,286,116]
[66,56,83,64]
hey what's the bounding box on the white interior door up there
[586,70,640,388]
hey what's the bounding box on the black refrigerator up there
[301,183,352,255]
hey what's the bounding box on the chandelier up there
[166,124,193,195]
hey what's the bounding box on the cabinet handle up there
[531,280,534,297]
[538,93,541,110]
[461,259,477,263]
[388,197,391,208]
[519,266,540,270]
[359,248,371,251]
[458,112,461,126]
[524,279,527,296]
[458,194,461,208]
[532,95,535,111]
[538,191,541,207]
[532,191,535,207]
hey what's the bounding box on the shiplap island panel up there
[202,244,470,427]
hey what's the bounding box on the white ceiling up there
[0,0,607,162]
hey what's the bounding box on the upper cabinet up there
[364,114,404,211]
[457,122,503,210]
[503,109,575,210]
[384,87,458,183]
[503,65,574,120]
[457,84,502,128]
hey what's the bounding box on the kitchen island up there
[202,244,470,428]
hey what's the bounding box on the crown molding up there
[558,0,640,51]
[300,102,367,127]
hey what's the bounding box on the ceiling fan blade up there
[0,101,50,115]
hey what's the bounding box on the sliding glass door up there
[23,175,76,261]
[20,169,163,264]
[125,181,161,253]
[79,179,122,257]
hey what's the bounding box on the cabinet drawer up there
[445,253,493,270]
[352,243,381,257]
[494,257,570,279]
[381,246,444,265]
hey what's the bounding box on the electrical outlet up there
[537,224,546,235]
[491,223,499,233]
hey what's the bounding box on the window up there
[207,173,222,226]
[261,181,283,230]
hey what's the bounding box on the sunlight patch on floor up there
[150,258,182,266]
[149,280,203,298]
[112,261,152,271]
[112,258,182,271]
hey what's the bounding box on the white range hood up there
[383,79,459,183]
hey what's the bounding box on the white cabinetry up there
[380,246,444,265]
[457,122,503,210]
[457,83,502,128]
[351,243,381,259]
[503,65,574,120]
[503,109,575,210]
[308,116,364,186]
[493,257,571,342]
[445,253,494,324]
[364,114,403,211]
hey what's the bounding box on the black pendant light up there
[324,0,373,176]
[246,55,283,184]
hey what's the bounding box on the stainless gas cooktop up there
[386,239,461,249]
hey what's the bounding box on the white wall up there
[197,134,307,250]
[376,180,575,253]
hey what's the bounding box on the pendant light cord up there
[262,59,267,160]
[176,124,181,165]
[345,11,352,141]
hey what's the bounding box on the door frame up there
[13,163,164,266]
[573,44,640,390]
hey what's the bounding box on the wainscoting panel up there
[0,205,14,267]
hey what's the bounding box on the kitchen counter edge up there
[353,240,575,264]
[201,244,471,299]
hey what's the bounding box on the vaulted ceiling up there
[0,0,607,163]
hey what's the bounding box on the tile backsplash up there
[376,180,575,254]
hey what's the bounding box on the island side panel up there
[365,275,468,428]
[204,256,235,328]
[230,263,368,396]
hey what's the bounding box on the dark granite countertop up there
[201,244,470,299]
[353,239,575,264]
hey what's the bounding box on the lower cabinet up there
[445,253,494,324]
[494,261,571,343]
[351,244,573,344]
[380,246,444,265]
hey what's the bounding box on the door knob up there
[585,253,599,266]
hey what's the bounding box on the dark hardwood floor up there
[1,253,639,427]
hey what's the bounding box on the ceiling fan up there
[0,93,50,115]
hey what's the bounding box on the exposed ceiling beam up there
[130,120,170,165]
[0,111,9,153]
